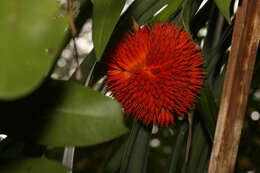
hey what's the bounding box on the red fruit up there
[106,24,204,126]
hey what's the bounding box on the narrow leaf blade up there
[153,0,183,22]
[214,0,231,23]
[92,0,126,61]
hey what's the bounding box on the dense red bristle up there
[106,24,204,126]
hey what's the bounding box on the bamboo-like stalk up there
[208,0,260,173]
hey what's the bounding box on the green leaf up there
[0,158,67,173]
[0,80,128,146]
[213,66,226,105]
[197,85,218,140]
[70,50,96,85]
[104,142,127,173]
[190,0,212,37]
[181,0,203,32]
[214,0,231,23]
[137,0,169,24]
[120,122,151,173]
[120,0,168,26]
[168,122,188,173]
[153,0,183,22]
[186,123,208,173]
[203,16,231,87]
[0,138,25,160]
[0,0,68,100]
[92,0,126,61]
[196,145,210,173]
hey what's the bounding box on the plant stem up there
[208,0,260,172]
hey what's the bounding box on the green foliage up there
[168,123,188,173]
[0,0,258,173]
[0,158,67,173]
[153,0,183,22]
[0,0,67,100]
[186,123,208,173]
[197,85,218,139]
[120,122,151,173]
[181,0,203,32]
[214,0,231,23]
[92,0,126,61]
[0,80,127,147]
[0,138,25,160]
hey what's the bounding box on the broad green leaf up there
[153,0,183,22]
[0,158,67,173]
[0,0,68,100]
[92,0,126,61]
[214,0,231,23]
[0,80,128,146]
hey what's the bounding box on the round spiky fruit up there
[106,24,204,126]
